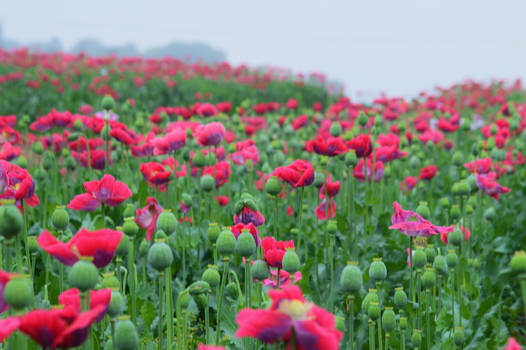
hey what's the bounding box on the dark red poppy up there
[305,135,347,157]
[272,160,314,188]
[418,165,438,180]
[320,175,340,198]
[216,101,232,113]
[197,103,219,117]
[109,122,138,146]
[37,228,123,268]
[261,237,294,268]
[347,134,372,158]
[0,160,40,207]
[215,195,229,206]
[234,206,265,227]
[68,174,132,211]
[194,122,226,146]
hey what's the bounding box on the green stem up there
[165,268,173,350]
[128,238,137,324]
[158,273,164,350]
[15,234,22,273]
[111,319,116,350]
[520,276,526,328]
[205,293,210,344]
[277,268,281,289]
[348,296,355,350]
[369,321,376,350]
[215,257,230,344]
[426,290,431,350]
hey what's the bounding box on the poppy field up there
[0,48,525,350]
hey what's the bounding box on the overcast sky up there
[2,0,526,98]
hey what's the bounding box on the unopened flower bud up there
[330,123,342,137]
[188,281,211,295]
[5,277,33,310]
[52,206,69,231]
[0,202,23,239]
[102,95,115,110]
[200,175,215,192]
[226,282,238,299]
[108,291,125,318]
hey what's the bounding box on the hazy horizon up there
[2,0,526,99]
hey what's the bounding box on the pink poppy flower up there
[68,174,132,212]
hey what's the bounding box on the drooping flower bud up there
[369,258,387,282]
[226,282,239,299]
[282,250,301,275]
[147,241,174,271]
[188,281,211,295]
[68,259,99,292]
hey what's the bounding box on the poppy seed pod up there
[400,316,408,329]
[265,176,281,196]
[361,289,379,311]
[409,156,421,169]
[448,228,463,246]
[453,327,464,346]
[425,245,435,263]
[102,272,121,289]
[51,206,69,231]
[313,172,326,188]
[394,287,407,309]
[452,151,463,166]
[251,260,270,281]
[412,330,422,347]
[0,202,23,239]
[102,95,115,110]
[193,151,206,168]
[450,205,461,220]
[68,259,99,292]
[147,241,173,271]
[368,301,380,320]
[65,156,76,171]
[114,317,138,350]
[344,151,357,167]
[382,308,396,333]
[369,258,387,282]
[188,281,211,295]
[465,204,474,215]
[330,123,342,137]
[116,234,129,257]
[108,291,125,318]
[282,250,301,275]
[138,239,148,256]
[440,197,450,208]
[236,231,256,257]
[510,251,526,273]
[123,204,135,218]
[413,249,427,269]
[27,235,38,253]
[433,255,447,274]
[157,210,177,235]
[4,277,33,310]
[202,266,220,287]
[200,175,215,192]
[327,220,337,234]
[415,202,430,219]
[421,268,436,289]
[226,282,239,299]
[358,111,368,126]
[178,291,190,308]
[216,230,236,256]
[340,263,362,294]
[122,218,139,237]
[42,152,55,170]
[453,181,471,196]
[207,223,221,243]
[447,250,458,268]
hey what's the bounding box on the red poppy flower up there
[140,162,172,191]
[464,157,492,174]
[291,114,308,130]
[305,135,347,157]
[0,160,39,207]
[319,175,340,198]
[347,134,372,158]
[202,161,231,188]
[418,130,444,145]
[194,122,226,146]
[503,338,522,350]
[109,122,138,146]
[313,102,323,112]
[261,237,294,268]
[197,103,219,117]
[136,196,163,241]
[0,142,21,161]
[215,195,229,206]
[72,149,111,170]
[68,174,132,211]
[272,160,314,188]
[0,269,14,314]
[353,158,384,183]
[0,317,19,342]
[231,222,261,246]
[400,176,418,192]
[285,99,298,109]
[475,172,511,200]
[37,228,123,268]
[198,345,226,350]
[30,109,74,132]
[418,165,438,180]
[59,288,111,321]
[315,199,336,220]
[232,140,260,165]
[68,137,105,152]
[216,101,232,113]
[389,202,453,237]
[152,130,186,155]
[236,285,342,349]
[234,206,265,227]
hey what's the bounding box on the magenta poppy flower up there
[194,122,226,146]
[72,149,111,170]
[389,202,453,237]
[0,160,40,207]
[140,162,172,192]
[109,122,138,146]
[0,317,19,342]
[236,285,342,349]
[272,160,314,188]
[475,172,511,200]
[353,158,384,183]
[285,98,298,109]
[68,174,132,212]
[232,140,260,165]
[400,176,418,192]
[152,129,186,155]
[347,134,372,158]
[291,114,309,130]
[198,345,226,350]
[315,199,336,221]
[197,103,219,117]
[37,228,123,268]
[261,237,294,268]
[305,135,347,157]
[319,175,340,199]
[503,338,522,350]
[202,161,231,188]
[136,196,163,241]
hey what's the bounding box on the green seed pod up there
[452,152,463,166]
[448,228,463,246]
[116,233,129,257]
[265,176,281,196]
[123,204,135,218]
[122,218,139,237]
[65,156,76,171]
[108,291,125,318]
[102,95,115,110]
[216,230,236,256]
[453,327,464,346]
[368,301,380,320]
[382,308,396,333]
[440,197,450,208]
[340,263,362,294]
[433,255,447,274]
[425,245,435,263]
[251,260,270,281]
[358,111,368,126]
[101,272,121,290]
[15,156,28,169]
[412,249,427,269]
[178,291,190,308]
[421,268,436,289]
[282,250,300,275]
[330,123,342,137]
[361,289,379,311]
[138,239,148,257]
[207,222,221,243]
[510,251,526,274]
[226,282,239,299]
[27,235,38,253]
[313,172,326,188]
[327,220,337,234]
[156,210,177,235]
[394,287,407,309]
[369,258,387,282]
[42,152,55,171]
[450,205,461,220]
[68,259,99,292]
[32,142,44,155]
[188,281,211,295]
[447,250,458,268]
[193,151,206,167]
[465,204,474,215]
[415,202,430,219]
[194,293,208,310]
[345,151,357,167]
[0,202,23,239]
[114,317,138,350]
[453,181,471,196]
[411,330,422,347]
[200,175,215,192]
[400,317,408,329]
[202,266,220,287]
[4,277,33,310]
[51,206,69,231]
[236,231,256,257]
[147,241,173,271]
[409,156,421,169]
[181,193,192,207]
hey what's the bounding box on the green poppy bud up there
[114,317,138,350]
[147,241,173,271]
[4,277,33,310]
[182,193,192,207]
[413,249,427,269]
[448,228,463,246]
[440,197,450,208]
[362,289,379,311]
[193,151,206,168]
[68,259,99,292]
[15,156,27,169]
[51,206,69,231]
[345,151,358,167]
[447,250,458,268]
[101,272,121,290]
[32,142,44,155]
[433,255,447,274]
[122,218,138,237]
[368,301,380,320]
[65,156,76,171]
[216,230,236,256]
[465,204,474,215]
[510,251,526,274]
[138,239,148,257]
[265,176,281,196]
[202,266,220,287]
[157,210,177,235]
[421,268,436,289]
[207,223,221,243]
[102,95,115,110]
[453,181,471,196]
[330,123,342,137]
[340,263,362,294]
[188,281,211,295]
[123,204,135,218]
[425,245,435,263]
[369,258,387,282]
[394,287,407,309]
[358,111,368,126]
[251,260,270,281]
[382,308,396,333]
[0,202,23,239]
[27,235,38,253]
[409,156,420,169]
[236,231,256,257]
[108,291,125,318]
[282,250,300,275]
[453,327,464,346]
[452,152,463,166]
[412,330,422,347]
[178,291,190,309]
[200,175,215,192]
